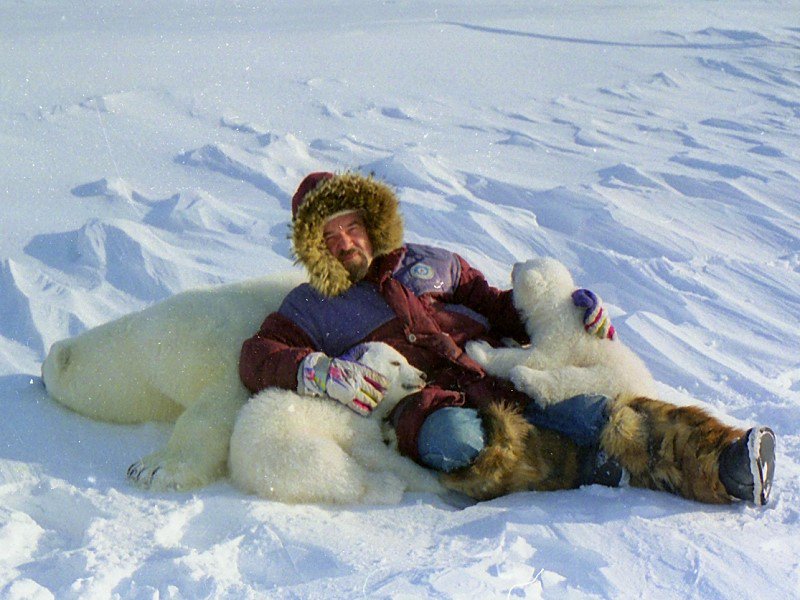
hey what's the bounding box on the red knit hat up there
[291,171,334,220]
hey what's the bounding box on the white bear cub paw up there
[465,340,492,366]
[509,365,552,407]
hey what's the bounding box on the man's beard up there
[340,248,371,282]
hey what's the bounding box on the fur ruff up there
[291,172,404,297]
[441,403,581,500]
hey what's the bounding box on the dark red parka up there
[239,244,531,463]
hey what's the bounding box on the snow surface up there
[1,1,799,598]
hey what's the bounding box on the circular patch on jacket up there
[410,263,434,280]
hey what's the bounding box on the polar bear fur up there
[229,342,445,504]
[466,257,657,406]
[41,271,307,491]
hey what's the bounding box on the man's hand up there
[298,351,389,416]
[572,289,616,340]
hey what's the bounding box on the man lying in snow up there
[239,171,775,505]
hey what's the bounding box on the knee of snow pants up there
[418,407,485,473]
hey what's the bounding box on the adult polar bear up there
[42,271,442,501]
[42,271,306,492]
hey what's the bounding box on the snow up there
[1,1,799,597]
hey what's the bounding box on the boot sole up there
[749,427,776,506]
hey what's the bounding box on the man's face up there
[322,212,374,281]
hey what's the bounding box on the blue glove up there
[572,289,616,340]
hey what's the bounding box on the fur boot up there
[601,396,744,504]
[441,402,581,500]
[442,397,744,504]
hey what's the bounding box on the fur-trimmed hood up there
[291,172,404,297]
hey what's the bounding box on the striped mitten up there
[571,289,616,340]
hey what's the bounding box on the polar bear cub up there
[467,257,657,406]
[41,271,307,491]
[229,342,445,505]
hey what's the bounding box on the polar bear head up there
[350,342,426,412]
[511,257,577,341]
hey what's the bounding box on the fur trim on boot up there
[441,402,581,500]
[291,172,404,297]
[601,396,745,504]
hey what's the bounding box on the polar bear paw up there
[509,365,553,407]
[127,451,215,491]
[465,340,492,365]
